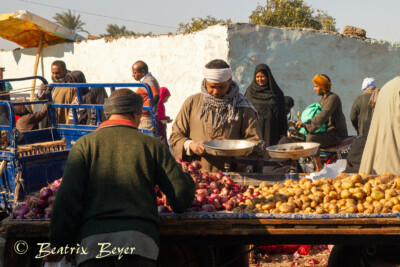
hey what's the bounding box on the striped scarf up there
[200,80,257,130]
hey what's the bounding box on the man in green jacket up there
[49,89,196,266]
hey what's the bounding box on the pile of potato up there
[235,172,400,214]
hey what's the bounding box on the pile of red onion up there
[157,160,255,213]
[12,178,62,219]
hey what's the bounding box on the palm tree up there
[53,10,89,34]
[100,24,136,37]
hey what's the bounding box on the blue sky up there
[1,0,399,50]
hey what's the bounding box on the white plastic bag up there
[44,257,74,267]
[306,159,347,181]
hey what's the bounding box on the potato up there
[365,196,373,203]
[329,191,339,199]
[311,186,318,194]
[329,208,338,214]
[341,180,355,190]
[364,209,373,214]
[279,203,294,213]
[371,191,384,200]
[337,199,346,208]
[310,201,317,208]
[384,201,394,209]
[346,205,357,213]
[350,174,363,183]
[346,199,356,206]
[353,191,365,200]
[335,173,350,180]
[302,202,311,210]
[304,207,312,213]
[327,177,334,184]
[262,203,274,211]
[294,199,303,209]
[315,207,325,214]
[374,204,383,213]
[392,204,400,212]
[341,190,351,199]
[313,180,323,187]
[357,203,365,213]
[390,197,399,205]
[300,195,310,203]
[363,187,372,196]
[323,195,331,204]
[393,178,400,190]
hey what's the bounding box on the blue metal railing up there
[1,77,159,136]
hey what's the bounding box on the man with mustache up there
[38,60,74,124]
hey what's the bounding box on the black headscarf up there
[245,64,287,145]
[246,64,283,100]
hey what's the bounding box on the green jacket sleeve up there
[154,144,195,213]
[49,139,88,248]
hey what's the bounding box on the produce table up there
[2,213,400,266]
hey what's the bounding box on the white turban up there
[362,77,376,91]
[203,67,232,83]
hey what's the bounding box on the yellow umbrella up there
[0,10,83,101]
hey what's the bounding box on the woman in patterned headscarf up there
[245,64,287,147]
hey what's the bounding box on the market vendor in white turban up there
[170,59,262,172]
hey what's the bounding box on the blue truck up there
[0,76,158,212]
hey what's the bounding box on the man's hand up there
[189,141,205,156]
[40,83,46,91]
[295,121,305,129]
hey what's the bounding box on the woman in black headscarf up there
[66,71,97,125]
[245,64,287,147]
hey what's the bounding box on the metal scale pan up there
[266,142,320,160]
[203,140,257,157]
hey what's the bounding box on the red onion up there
[213,188,221,194]
[220,196,229,204]
[221,187,230,196]
[196,189,207,195]
[47,196,56,205]
[190,161,202,170]
[157,198,165,206]
[40,188,53,200]
[215,173,223,180]
[176,158,183,163]
[233,185,241,192]
[210,193,220,201]
[209,181,219,189]
[197,194,207,204]
[191,200,202,207]
[246,188,254,194]
[49,186,58,194]
[224,201,235,211]
[202,204,216,212]
[197,183,207,189]
[188,166,196,173]
[12,203,29,218]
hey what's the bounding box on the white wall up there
[227,24,400,134]
[2,23,400,135]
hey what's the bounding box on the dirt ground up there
[250,245,332,267]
